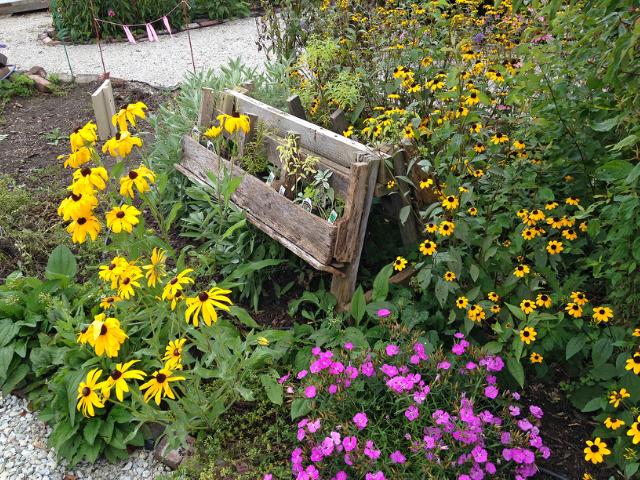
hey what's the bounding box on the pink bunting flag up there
[122,25,136,44]
[146,22,159,42]
[162,16,173,38]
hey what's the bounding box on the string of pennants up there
[93,0,188,44]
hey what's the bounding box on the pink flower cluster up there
[283,332,549,479]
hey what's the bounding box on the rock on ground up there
[0,12,266,87]
[0,394,169,480]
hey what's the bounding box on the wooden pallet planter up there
[177,88,387,307]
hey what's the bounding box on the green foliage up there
[160,396,292,480]
[0,74,34,111]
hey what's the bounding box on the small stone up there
[26,74,52,93]
[27,66,47,78]
[42,37,52,44]
[186,22,199,29]
[197,19,222,27]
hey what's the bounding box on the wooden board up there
[180,135,337,266]
[91,80,117,141]
[224,89,373,168]
[0,0,48,14]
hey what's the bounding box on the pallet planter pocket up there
[177,88,386,307]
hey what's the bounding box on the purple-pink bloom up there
[305,385,317,398]
[405,405,419,421]
[386,344,400,356]
[529,405,543,419]
[377,308,391,318]
[361,361,375,377]
[342,436,357,452]
[390,450,406,464]
[484,385,499,399]
[297,370,308,379]
[509,405,521,417]
[472,445,488,463]
[365,472,385,480]
[501,431,511,445]
[278,373,290,384]
[328,384,338,395]
[437,360,451,370]
[344,342,353,351]
[335,472,347,480]
[364,440,381,460]
[308,419,321,432]
[353,412,368,430]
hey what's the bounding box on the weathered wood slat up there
[197,88,216,131]
[180,135,337,265]
[287,95,307,121]
[91,80,116,141]
[334,162,370,263]
[331,153,380,307]
[224,89,371,168]
[330,108,349,135]
[0,0,47,14]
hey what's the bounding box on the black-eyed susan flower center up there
[116,211,126,219]
[71,193,82,202]
[110,370,123,380]
[571,305,579,311]
[523,330,530,337]
[156,374,167,384]
[115,131,122,140]
[175,290,182,298]
[81,167,91,177]
[524,302,531,308]
[82,387,91,397]
[198,292,209,302]
[128,171,139,180]
[633,353,640,363]
[447,196,454,202]
[100,324,108,335]
[77,217,87,225]
[173,349,180,357]
[541,295,548,301]
[109,263,117,271]
[170,277,178,285]
[122,278,131,286]
[598,309,605,315]
[517,266,524,271]
[590,445,600,453]
[550,244,557,250]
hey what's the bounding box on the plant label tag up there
[302,198,313,212]
[328,210,338,224]
[206,140,214,151]
[266,171,275,186]
[191,126,200,141]
[278,185,286,195]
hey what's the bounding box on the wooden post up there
[287,94,307,121]
[392,149,418,245]
[330,108,349,135]
[220,92,235,115]
[197,87,215,131]
[331,153,380,308]
[91,79,117,140]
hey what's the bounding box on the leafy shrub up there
[281,328,550,479]
[50,0,250,42]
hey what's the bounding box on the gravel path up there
[0,11,265,87]
[0,394,169,480]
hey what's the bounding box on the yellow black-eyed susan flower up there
[536,294,552,308]
[546,216,564,229]
[565,303,583,318]
[608,388,630,408]
[67,214,101,244]
[59,146,93,169]
[468,207,477,216]
[519,326,537,344]
[514,264,530,278]
[490,132,509,144]
[513,140,525,150]
[185,287,233,327]
[70,121,98,152]
[593,306,613,323]
[530,352,543,363]
[627,420,640,444]
[520,300,536,315]
[119,165,156,198]
[584,438,611,464]
[139,367,185,405]
[491,304,501,314]
[103,130,143,158]
[162,269,195,300]
[442,195,459,210]
[473,143,486,153]
[101,360,146,402]
[439,220,455,236]
[99,295,121,310]
[467,304,485,322]
[143,248,167,288]
[456,296,469,309]
[444,271,456,282]
[117,265,143,300]
[393,256,408,271]
[57,193,98,221]
[545,201,558,211]
[217,113,250,135]
[420,179,433,189]
[76,369,104,417]
[562,229,578,241]
[604,417,625,430]
[106,204,141,234]
[163,338,186,370]
[419,240,437,256]
[546,240,564,255]
[89,316,127,358]
[571,291,589,305]
[70,167,108,196]
[112,101,147,131]
[565,196,580,205]
[522,228,536,241]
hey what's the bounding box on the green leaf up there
[350,286,366,324]
[0,345,15,380]
[234,385,255,401]
[624,162,640,184]
[611,134,638,152]
[591,116,620,132]
[469,264,480,282]
[505,303,526,322]
[624,463,639,479]
[1,363,29,394]
[581,396,604,413]
[435,278,449,307]
[566,336,586,360]
[506,356,525,388]
[372,264,393,302]
[45,245,77,280]
[164,202,183,234]
[83,420,102,445]
[291,398,312,420]
[260,373,283,405]
[399,205,411,225]
[592,338,613,367]
[595,160,634,182]
[229,306,260,329]
[0,319,20,347]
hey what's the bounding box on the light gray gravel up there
[0,394,169,480]
[0,11,265,87]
